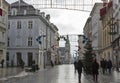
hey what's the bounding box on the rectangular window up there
[17,21,21,29]
[28,37,32,46]
[0,1,1,7]
[0,50,3,56]
[8,21,10,29]
[6,52,9,61]
[28,21,33,29]
[2,32,4,39]
[7,37,9,47]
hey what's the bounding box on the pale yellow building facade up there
[100,1,113,61]
[0,0,9,62]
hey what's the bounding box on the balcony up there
[9,10,40,16]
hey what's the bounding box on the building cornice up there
[7,47,42,50]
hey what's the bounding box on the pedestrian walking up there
[92,58,99,83]
[104,59,107,73]
[51,60,54,67]
[21,59,25,69]
[100,58,106,74]
[74,60,78,73]
[0,59,4,68]
[107,59,112,74]
[76,59,83,83]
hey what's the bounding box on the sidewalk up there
[84,70,120,83]
[0,67,24,78]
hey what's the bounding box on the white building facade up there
[0,0,9,65]
[7,0,58,69]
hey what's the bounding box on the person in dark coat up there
[100,58,106,74]
[74,60,78,73]
[21,59,25,69]
[92,58,99,83]
[107,59,112,74]
[1,59,4,68]
[76,59,83,83]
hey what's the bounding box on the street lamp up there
[42,35,46,69]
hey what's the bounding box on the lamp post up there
[43,49,46,69]
[42,35,46,69]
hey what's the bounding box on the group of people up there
[74,58,99,83]
[74,58,113,83]
[100,59,112,74]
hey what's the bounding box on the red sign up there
[100,7,107,17]
[108,1,113,8]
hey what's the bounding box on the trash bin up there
[32,64,36,72]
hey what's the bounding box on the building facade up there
[83,16,92,41]
[0,0,9,65]
[78,35,86,60]
[100,0,113,62]
[7,0,58,69]
[111,0,120,69]
[90,3,103,62]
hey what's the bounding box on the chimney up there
[46,14,50,21]
[40,12,45,17]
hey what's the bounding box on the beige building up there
[100,1,113,61]
[0,0,9,63]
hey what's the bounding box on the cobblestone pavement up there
[0,64,120,83]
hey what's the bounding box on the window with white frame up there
[28,21,33,29]
[11,8,17,15]
[16,35,22,47]
[17,21,21,29]
[28,37,32,46]
[24,10,27,15]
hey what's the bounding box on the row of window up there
[8,21,33,29]
[8,37,33,47]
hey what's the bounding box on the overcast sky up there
[7,0,102,35]
[41,9,90,35]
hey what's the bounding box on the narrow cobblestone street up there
[0,64,120,83]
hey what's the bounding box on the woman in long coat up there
[77,60,83,83]
[92,58,99,83]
